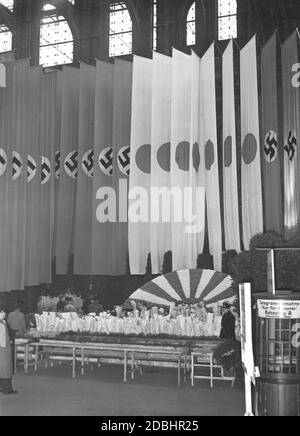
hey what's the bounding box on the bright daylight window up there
[39,3,74,67]
[153,0,157,51]
[0,1,13,53]
[109,1,132,57]
[186,2,196,46]
[218,0,237,40]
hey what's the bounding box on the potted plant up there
[213,340,243,381]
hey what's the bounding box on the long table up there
[23,340,189,386]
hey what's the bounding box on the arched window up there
[0,1,13,53]
[186,2,196,46]
[109,1,132,57]
[153,0,157,51]
[218,0,237,40]
[39,3,74,67]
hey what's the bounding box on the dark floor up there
[0,364,245,416]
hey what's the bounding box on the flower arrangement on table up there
[33,307,223,339]
[64,291,84,312]
[37,296,59,313]
[36,291,83,313]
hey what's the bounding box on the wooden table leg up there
[81,348,84,376]
[124,351,127,383]
[191,354,194,386]
[14,344,17,374]
[34,344,38,371]
[210,354,213,388]
[131,352,134,380]
[24,343,29,374]
[72,347,76,379]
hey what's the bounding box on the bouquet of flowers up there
[37,296,59,313]
[65,291,83,312]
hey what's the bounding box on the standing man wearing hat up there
[0,307,17,395]
[219,302,236,341]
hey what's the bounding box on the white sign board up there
[257,299,300,319]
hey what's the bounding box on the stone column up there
[14,0,40,64]
[77,0,110,64]
[131,0,152,58]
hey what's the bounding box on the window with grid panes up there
[186,2,196,46]
[218,0,237,40]
[109,1,132,57]
[39,3,74,67]
[153,0,157,51]
[258,317,300,375]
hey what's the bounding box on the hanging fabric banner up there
[92,60,114,275]
[150,52,172,274]
[190,51,206,266]
[129,55,152,274]
[0,61,15,291]
[55,66,79,274]
[112,58,132,275]
[171,48,190,271]
[240,35,263,250]
[52,69,62,274]
[261,33,283,236]
[74,63,96,275]
[282,31,300,239]
[24,66,43,287]
[171,49,201,271]
[200,43,222,271]
[9,60,31,290]
[39,69,57,284]
[222,40,241,252]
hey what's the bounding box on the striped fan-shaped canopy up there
[129,269,236,308]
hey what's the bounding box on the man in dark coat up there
[0,307,17,395]
[219,302,236,341]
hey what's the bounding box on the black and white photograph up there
[0,0,300,419]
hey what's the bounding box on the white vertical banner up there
[190,51,205,264]
[150,52,172,274]
[200,43,222,271]
[129,56,152,274]
[222,40,241,252]
[170,49,196,271]
[240,35,263,250]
